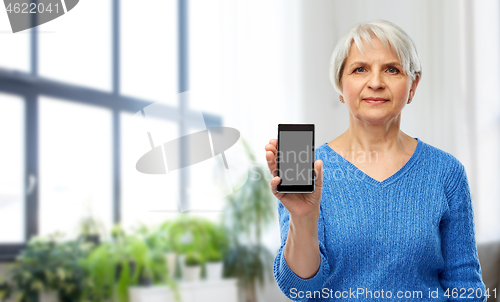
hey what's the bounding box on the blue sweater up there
[273,138,486,301]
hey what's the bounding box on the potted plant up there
[127,241,180,302]
[77,216,105,247]
[162,216,210,280]
[132,224,178,288]
[5,233,93,302]
[202,222,229,280]
[163,216,209,255]
[204,248,224,281]
[163,246,177,281]
[82,224,178,302]
[81,224,150,302]
[80,241,117,301]
[0,277,13,302]
[183,253,202,282]
[137,222,177,280]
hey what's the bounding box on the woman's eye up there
[354,67,365,73]
[387,67,399,74]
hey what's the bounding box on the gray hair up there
[330,20,422,95]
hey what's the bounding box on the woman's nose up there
[367,72,385,90]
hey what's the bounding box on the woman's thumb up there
[314,160,323,188]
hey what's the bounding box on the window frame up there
[0,0,221,261]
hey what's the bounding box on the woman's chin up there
[355,112,396,124]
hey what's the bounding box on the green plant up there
[222,138,276,302]
[223,244,274,300]
[133,223,174,254]
[80,241,115,301]
[163,216,231,266]
[131,224,178,287]
[77,216,105,246]
[204,248,223,263]
[200,222,229,263]
[0,277,13,302]
[115,236,149,302]
[162,216,210,258]
[185,253,203,267]
[81,224,179,302]
[81,225,148,302]
[3,224,180,302]
[6,234,93,302]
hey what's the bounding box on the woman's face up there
[341,37,419,124]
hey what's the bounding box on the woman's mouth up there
[363,97,388,105]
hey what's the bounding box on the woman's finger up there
[269,139,277,149]
[314,160,323,189]
[269,176,281,195]
[269,176,279,193]
[265,143,277,154]
[269,176,284,199]
[266,151,277,176]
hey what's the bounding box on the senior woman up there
[265,20,486,301]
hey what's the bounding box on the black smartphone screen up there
[277,124,315,193]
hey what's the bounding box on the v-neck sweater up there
[273,138,486,301]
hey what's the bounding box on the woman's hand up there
[265,139,323,219]
[266,138,323,279]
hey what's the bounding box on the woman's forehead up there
[347,37,399,62]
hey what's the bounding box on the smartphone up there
[276,124,315,193]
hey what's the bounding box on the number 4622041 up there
[444,288,496,299]
[6,2,60,14]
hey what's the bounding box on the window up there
[120,112,179,229]
[39,96,113,237]
[0,15,30,72]
[0,0,222,260]
[120,0,178,104]
[0,93,25,243]
[38,0,112,91]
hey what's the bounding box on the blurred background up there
[0,0,499,301]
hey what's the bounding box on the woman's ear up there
[409,73,421,99]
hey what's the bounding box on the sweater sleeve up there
[273,201,330,301]
[439,162,486,302]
